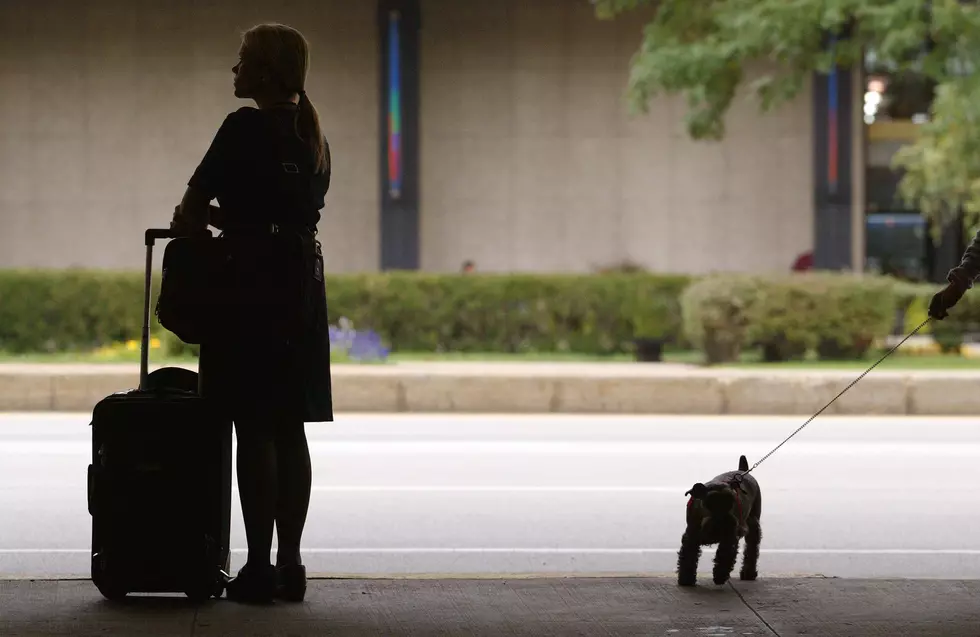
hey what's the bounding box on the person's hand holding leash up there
[929,279,968,320]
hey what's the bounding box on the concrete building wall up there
[418,0,815,274]
[0,0,814,275]
[0,0,378,272]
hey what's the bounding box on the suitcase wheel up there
[184,572,223,602]
[91,553,128,601]
[96,582,129,602]
[185,536,223,602]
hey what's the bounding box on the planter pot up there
[633,337,664,363]
[701,330,745,365]
[702,332,742,364]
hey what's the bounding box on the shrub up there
[0,268,911,362]
[890,279,936,335]
[932,319,964,353]
[804,274,897,360]
[682,272,900,364]
[0,269,158,353]
[0,270,693,356]
[623,284,681,341]
[890,279,935,311]
[324,272,691,355]
[746,276,821,362]
[902,292,932,335]
[681,275,762,364]
[160,330,200,358]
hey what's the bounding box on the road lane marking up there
[297,485,958,493]
[0,485,958,494]
[304,486,690,493]
[5,441,980,456]
[6,548,980,555]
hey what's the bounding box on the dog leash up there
[734,318,933,482]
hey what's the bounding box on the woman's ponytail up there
[295,90,328,176]
[242,23,328,176]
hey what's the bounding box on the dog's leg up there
[712,537,739,586]
[739,519,761,581]
[740,497,762,581]
[676,530,702,587]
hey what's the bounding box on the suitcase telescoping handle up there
[140,229,178,390]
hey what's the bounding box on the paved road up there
[2,413,980,579]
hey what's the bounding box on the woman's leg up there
[274,418,312,567]
[234,417,278,568]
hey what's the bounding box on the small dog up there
[676,455,762,587]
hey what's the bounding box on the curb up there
[2,364,980,415]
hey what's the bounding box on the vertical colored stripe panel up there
[826,38,839,196]
[387,11,402,198]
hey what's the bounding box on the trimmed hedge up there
[0,271,691,356]
[681,273,901,363]
[0,269,940,361]
[680,275,758,364]
[0,269,161,353]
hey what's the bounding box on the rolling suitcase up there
[86,228,233,602]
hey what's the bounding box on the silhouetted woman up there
[170,23,333,604]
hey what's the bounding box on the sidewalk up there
[3,576,980,636]
[3,361,980,416]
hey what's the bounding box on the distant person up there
[791,251,813,272]
[170,23,333,604]
[461,259,476,274]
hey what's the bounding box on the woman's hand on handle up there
[170,204,209,236]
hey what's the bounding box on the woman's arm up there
[171,186,212,233]
[175,110,244,233]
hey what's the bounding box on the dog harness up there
[687,484,745,527]
[732,487,744,526]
